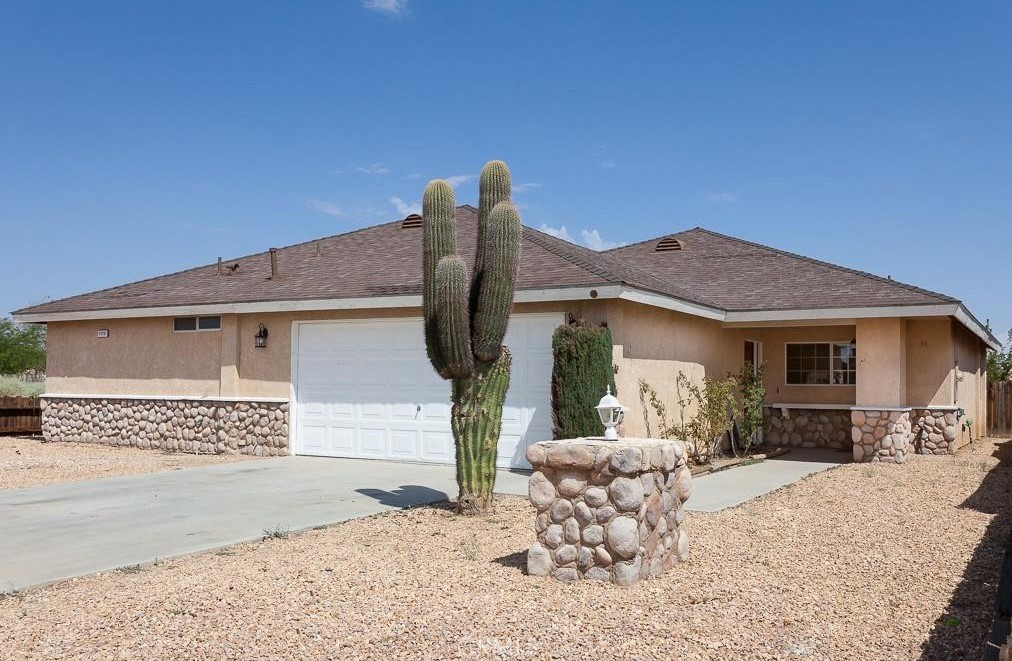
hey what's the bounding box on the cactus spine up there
[422,160,521,515]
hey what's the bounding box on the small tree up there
[0,318,46,374]
[737,362,766,456]
[987,327,1012,383]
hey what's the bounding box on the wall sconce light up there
[254,323,269,349]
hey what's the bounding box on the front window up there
[786,342,856,385]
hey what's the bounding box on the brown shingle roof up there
[605,227,956,311]
[13,206,630,316]
[13,209,958,317]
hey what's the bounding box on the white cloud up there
[707,192,737,203]
[363,0,408,16]
[356,162,391,175]
[306,199,345,217]
[538,223,624,251]
[390,196,421,216]
[538,224,576,243]
[512,182,541,194]
[580,229,624,251]
[444,174,475,188]
[331,162,391,175]
[599,160,616,169]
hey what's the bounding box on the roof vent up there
[401,213,423,229]
[655,236,684,252]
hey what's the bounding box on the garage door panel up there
[390,429,418,459]
[360,401,386,421]
[329,427,355,454]
[295,315,562,466]
[421,430,452,461]
[422,401,451,423]
[301,426,326,453]
[358,428,387,456]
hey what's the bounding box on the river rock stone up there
[525,438,690,585]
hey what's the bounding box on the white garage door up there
[293,313,561,468]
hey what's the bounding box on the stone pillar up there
[525,438,690,586]
[850,408,911,463]
[910,408,960,455]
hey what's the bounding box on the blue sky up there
[1,1,1009,338]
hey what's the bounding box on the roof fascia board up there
[954,303,1002,350]
[724,304,959,324]
[617,287,727,321]
[12,286,625,323]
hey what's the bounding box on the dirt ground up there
[1,438,1009,660]
[0,437,255,490]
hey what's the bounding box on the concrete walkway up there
[0,457,529,592]
[685,449,848,512]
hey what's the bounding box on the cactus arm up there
[422,180,457,379]
[471,160,512,316]
[435,256,475,379]
[471,201,521,362]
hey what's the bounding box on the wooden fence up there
[989,381,1012,438]
[0,396,41,435]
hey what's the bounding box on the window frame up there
[784,341,856,387]
[173,316,222,333]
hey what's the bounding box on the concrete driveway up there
[0,457,529,592]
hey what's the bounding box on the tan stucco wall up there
[953,321,986,446]
[46,317,222,396]
[905,318,954,407]
[856,318,906,407]
[606,300,743,438]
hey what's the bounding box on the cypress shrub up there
[551,320,617,439]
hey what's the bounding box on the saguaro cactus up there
[423,160,521,514]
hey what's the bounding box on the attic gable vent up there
[654,236,684,252]
[401,213,423,229]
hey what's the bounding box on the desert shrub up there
[0,376,44,397]
[551,320,616,439]
[639,372,738,463]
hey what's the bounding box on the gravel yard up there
[2,438,1009,660]
[0,437,255,490]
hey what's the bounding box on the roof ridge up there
[686,227,958,304]
[602,229,694,253]
[522,226,720,308]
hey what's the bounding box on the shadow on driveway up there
[355,485,449,508]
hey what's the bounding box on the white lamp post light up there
[595,386,627,440]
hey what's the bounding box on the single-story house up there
[13,205,999,467]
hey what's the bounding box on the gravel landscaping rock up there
[1,438,1008,659]
[0,437,254,490]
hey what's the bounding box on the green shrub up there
[0,377,44,397]
[551,320,617,439]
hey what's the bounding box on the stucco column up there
[219,314,241,398]
[855,318,906,407]
[852,318,911,464]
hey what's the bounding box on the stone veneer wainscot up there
[764,406,851,450]
[42,395,289,456]
[850,408,911,464]
[525,438,690,586]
